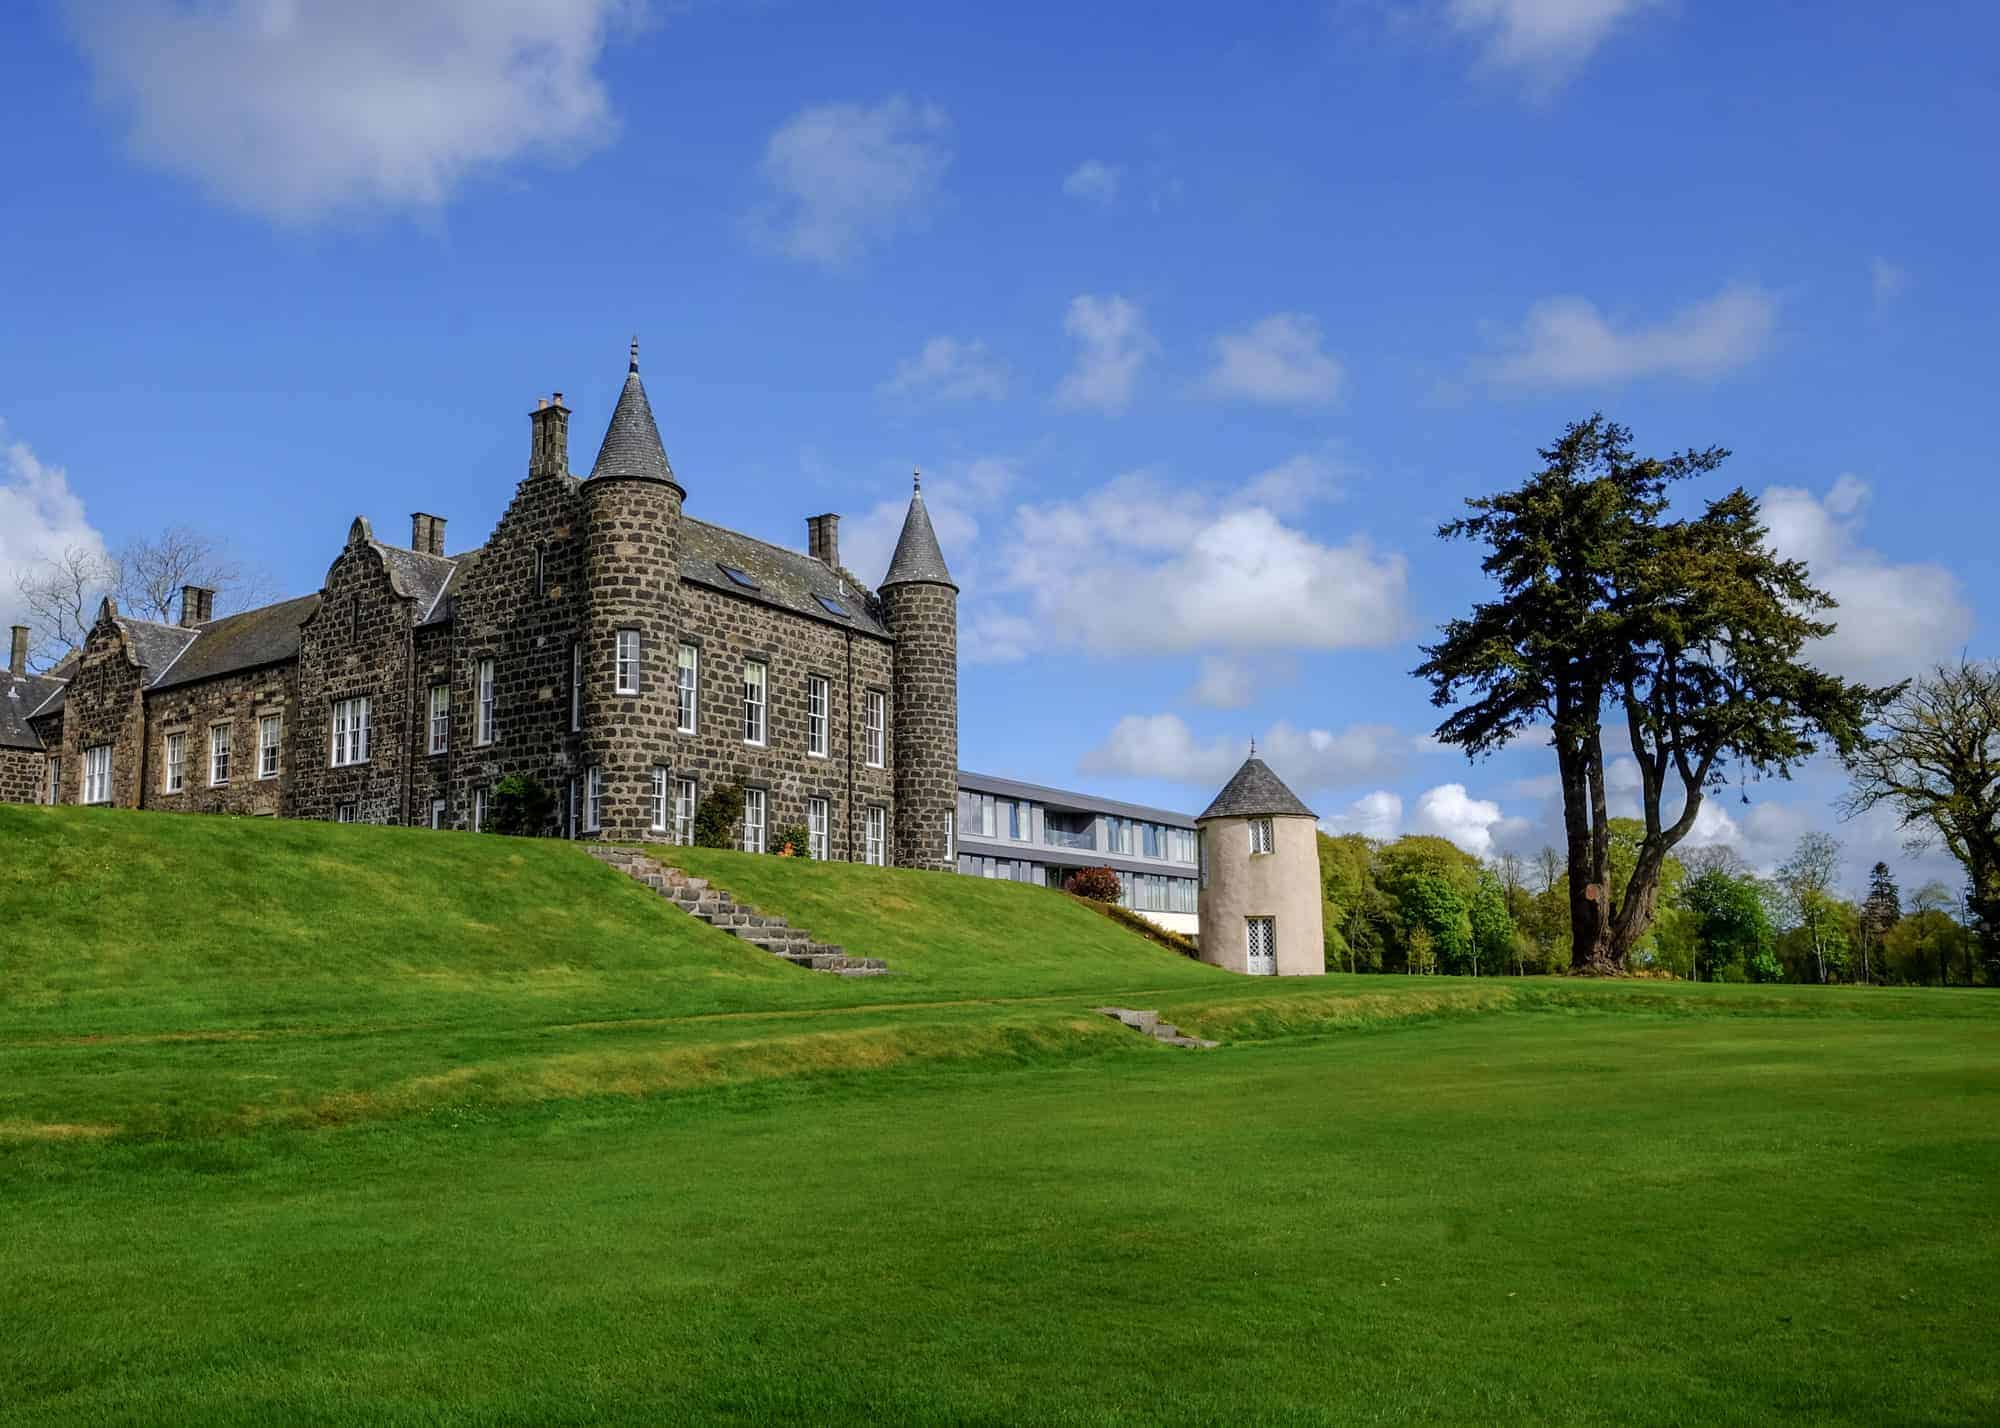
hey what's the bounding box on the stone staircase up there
[585,846,889,976]
[1095,1006,1219,1050]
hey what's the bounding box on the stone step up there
[1093,1006,1218,1051]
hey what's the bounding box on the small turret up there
[878,471,959,870]
[1195,753,1324,977]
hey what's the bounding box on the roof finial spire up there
[1250,736,1257,757]
[629,335,639,374]
[913,466,922,494]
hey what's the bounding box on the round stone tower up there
[877,473,958,870]
[579,341,685,841]
[1195,752,1324,976]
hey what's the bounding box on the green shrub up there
[1063,866,1120,902]
[694,784,745,849]
[489,774,554,837]
[770,823,812,859]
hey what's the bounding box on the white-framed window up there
[567,777,579,839]
[1249,817,1274,855]
[570,641,582,732]
[742,787,767,853]
[476,659,495,745]
[585,767,603,832]
[428,685,450,755]
[808,796,829,860]
[330,696,371,767]
[1246,916,1276,974]
[336,801,357,824]
[430,797,447,830]
[650,766,669,832]
[473,786,487,832]
[864,690,885,768]
[46,757,61,805]
[807,676,829,757]
[83,743,112,805]
[676,643,698,733]
[259,715,281,779]
[616,629,641,695]
[209,724,232,786]
[864,805,886,866]
[946,812,954,861]
[673,777,696,844]
[743,660,767,746]
[164,731,186,793]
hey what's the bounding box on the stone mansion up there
[0,348,960,868]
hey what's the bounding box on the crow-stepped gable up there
[11,347,958,869]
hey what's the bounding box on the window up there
[428,685,450,755]
[430,797,447,830]
[946,812,953,861]
[336,801,357,824]
[1198,829,1208,890]
[650,767,669,832]
[1249,817,1274,855]
[330,697,372,767]
[742,660,767,745]
[584,767,603,833]
[615,629,640,695]
[719,563,759,590]
[473,786,487,833]
[815,595,848,619]
[807,676,828,757]
[209,724,232,786]
[534,545,545,595]
[1247,916,1276,973]
[865,806,886,867]
[808,797,829,861]
[676,643,698,733]
[567,777,579,839]
[673,777,696,845]
[46,758,60,805]
[742,787,767,853]
[164,732,186,793]
[83,744,112,804]
[864,690,885,768]
[475,659,495,745]
[259,715,282,778]
[570,641,582,731]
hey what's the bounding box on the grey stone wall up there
[880,581,957,870]
[47,610,147,808]
[0,748,41,804]
[143,664,296,817]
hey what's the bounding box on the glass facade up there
[953,779,1199,920]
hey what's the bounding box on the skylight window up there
[718,564,760,591]
[814,595,849,619]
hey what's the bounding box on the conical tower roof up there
[1198,755,1316,821]
[879,472,956,589]
[589,338,677,485]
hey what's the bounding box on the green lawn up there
[4,807,1998,1424]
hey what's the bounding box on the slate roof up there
[151,594,322,691]
[1197,756,1317,821]
[589,349,677,486]
[418,546,484,625]
[679,518,891,639]
[371,542,459,614]
[879,482,956,589]
[116,616,200,682]
[1,669,65,750]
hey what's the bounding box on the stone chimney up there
[178,585,215,628]
[8,625,26,676]
[410,512,446,556]
[807,513,840,568]
[530,393,570,479]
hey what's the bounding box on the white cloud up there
[68,0,633,223]
[0,426,110,638]
[1079,714,1407,795]
[757,95,950,265]
[1409,781,1526,856]
[1183,653,1300,710]
[1056,295,1155,414]
[984,471,1410,661]
[879,337,1009,402]
[1759,476,1974,683]
[1870,257,1910,303]
[1325,790,1405,841]
[840,457,1019,592]
[1243,453,1345,515]
[1204,313,1345,406]
[1486,283,1777,389]
[1445,0,1658,88]
[1062,160,1122,206]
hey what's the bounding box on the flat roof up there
[956,768,1196,828]
[956,835,1199,880]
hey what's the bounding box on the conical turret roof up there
[1198,755,1316,821]
[879,472,956,589]
[590,339,676,485]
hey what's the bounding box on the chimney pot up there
[178,585,215,628]
[8,625,26,676]
[807,513,841,569]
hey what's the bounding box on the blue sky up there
[3,0,1994,891]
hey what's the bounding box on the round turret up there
[1195,754,1324,976]
[878,473,958,870]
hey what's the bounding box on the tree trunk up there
[1559,722,1619,975]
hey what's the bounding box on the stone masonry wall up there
[880,581,957,870]
[49,614,147,808]
[143,664,296,817]
[0,748,42,804]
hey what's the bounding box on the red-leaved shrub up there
[1063,866,1121,902]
